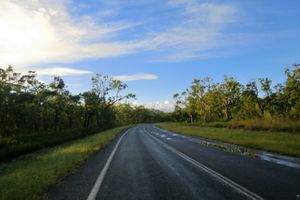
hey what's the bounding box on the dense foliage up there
[0,66,168,137]
[172,64,300,123]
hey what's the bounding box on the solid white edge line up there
[86,129,129,200]
[144,127,264,200]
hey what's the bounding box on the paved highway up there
[48,124,300,200]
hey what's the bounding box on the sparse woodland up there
[0,64,299,160]
[172,64,300,131]
[0,66,169,160]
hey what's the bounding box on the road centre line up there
[144,128,264,200]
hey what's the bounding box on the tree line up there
[172,64,300,123]
[0,66,168,137]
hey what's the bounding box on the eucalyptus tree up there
[82,74,135,128]
[220,76,241,120]
[284,64,300,119]
[48,77,70,130]
[173,91,193,122]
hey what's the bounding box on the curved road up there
[48,124,300,200]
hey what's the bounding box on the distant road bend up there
[49,124,300,200]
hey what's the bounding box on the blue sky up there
[1,0,300,111]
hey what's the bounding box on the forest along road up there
[48,124,300,200]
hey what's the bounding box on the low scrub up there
[185,118,300,133]
[227,118,300,132]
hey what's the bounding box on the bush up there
[227,118,300,132]
[183,117,300,133]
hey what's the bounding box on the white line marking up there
[86,130,129,200]
[145,129,264,200]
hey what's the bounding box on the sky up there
[0,0,300,111]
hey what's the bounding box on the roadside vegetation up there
[0,66,169,161]
[222,118,299,132]
[172,64,300,133]
[0,126,128,200]
[167,64,300,156]
[158,123,300,157]
[176,118,300,132]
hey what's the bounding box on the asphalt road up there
[48,124,300,200]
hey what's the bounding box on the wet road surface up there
[48,124,300,200]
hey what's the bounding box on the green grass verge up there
[158,123,300,157]
[0,126,128,200]
[0,127,107,162]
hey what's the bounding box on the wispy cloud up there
[0,0,241,68]
[33,67,93,76]
[137,1,239,61]
[113,73,158,81]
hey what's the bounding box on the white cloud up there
[0,0,240,68]
[33,67,93,76]
[0,0,136,68]
[113,73,158,81]
[132,100,174,112]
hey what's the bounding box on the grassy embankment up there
[0,126,128,200]
[158,122,300,157]
[0,127,108,161]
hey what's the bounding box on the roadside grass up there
[0,127,107,162]
[157,123,300,157]
[0,126,128,200]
